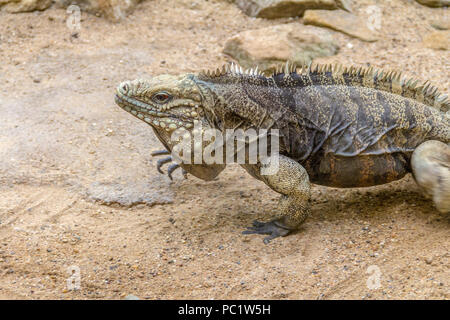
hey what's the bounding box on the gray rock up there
[234,0,352,19]
[223,23,339,73]
[84,179,173,207]
[0,0,52,12]
[124,294,140,300]
[0,0,143,20]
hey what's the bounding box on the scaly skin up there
[115,62,450,243]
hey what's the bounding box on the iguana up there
[114,62,450,243]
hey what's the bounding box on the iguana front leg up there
[242,155,311,244]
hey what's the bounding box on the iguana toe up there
[168,164,188,180]
[155,156,173,174]
[152,150,188,180]
[242,219,291,244]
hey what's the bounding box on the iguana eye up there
[152,92,172,104]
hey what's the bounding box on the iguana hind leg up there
[242,155,311,244]
[411,140,450,213]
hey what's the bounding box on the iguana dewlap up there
[115,62,449,243]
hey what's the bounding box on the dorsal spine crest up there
[198,61,449,113]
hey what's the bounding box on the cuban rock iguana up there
[114,62,450,243]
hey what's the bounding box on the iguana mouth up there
[115,93,195,130]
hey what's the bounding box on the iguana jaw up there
[115,78,204,132]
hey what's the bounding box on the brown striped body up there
[286,85,449,188]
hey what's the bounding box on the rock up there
[0,0,142,19]
[56,0,142,21]
[124,294,140,300]
[223,23,339,73]
[415,0,449,7]
[0,0,52,13]
[234,0,352,19]
[424,256,433,265]
[431,18,450,30]
[422,30,450,50]
[303,9,378,42]
[84,178,174,207]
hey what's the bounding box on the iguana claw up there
[152,150,188,180]
[242,219,291,244]
[151,150,171,157]
[156,156,173,174]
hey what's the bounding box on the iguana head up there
[115,74,209,137]
[115,73,228,180]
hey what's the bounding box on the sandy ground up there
[0,0,448,299]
